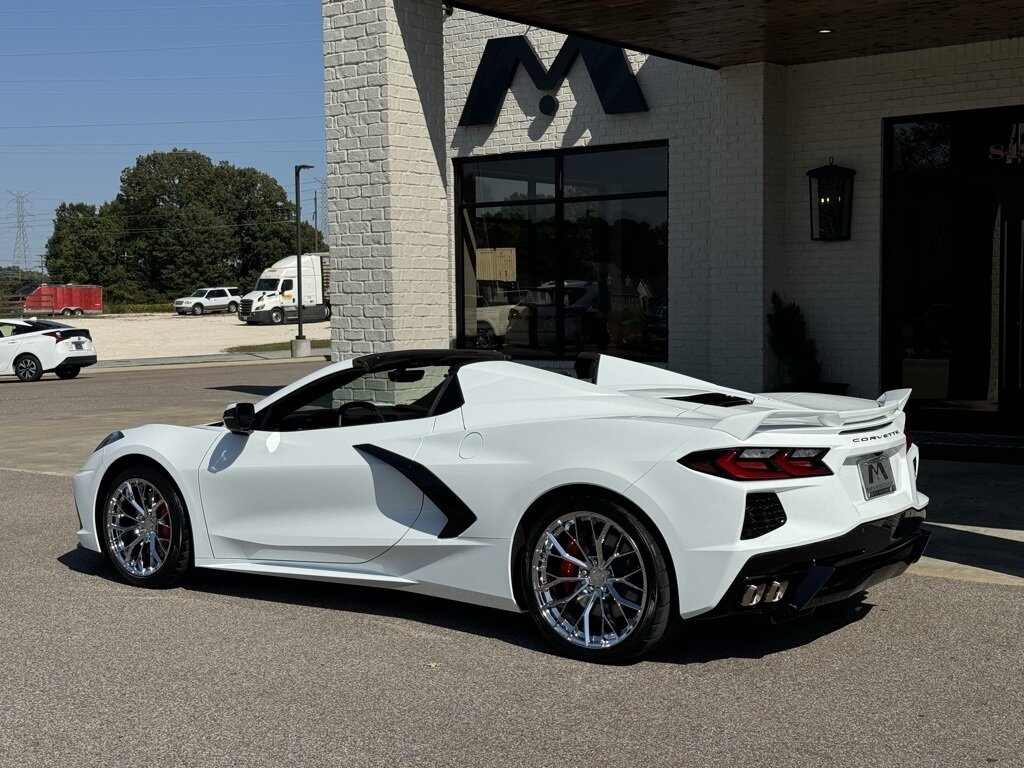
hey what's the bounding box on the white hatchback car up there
[0,318,98,381]
[173,287,241,316]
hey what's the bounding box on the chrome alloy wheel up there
[530,512,649,650]
[105,478,173,578]
[15,356,39,381]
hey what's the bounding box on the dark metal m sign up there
[459,36,648,127]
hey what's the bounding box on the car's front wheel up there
[101,466,192,588]
[191,304,204,316]
[269,308,284,325]
[55,365,80,379]
[521,497,673,663]
[14,354,42,382]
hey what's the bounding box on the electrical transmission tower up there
[8,190,32,270]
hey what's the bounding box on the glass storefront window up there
[563,146,668,198]
[456,143,668,361]
[891,120,951,171]
[460,156,555,206]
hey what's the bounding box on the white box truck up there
[238,253,331,325]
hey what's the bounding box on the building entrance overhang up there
[451,0,1024,68]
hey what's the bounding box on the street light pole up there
[293,164,313,356]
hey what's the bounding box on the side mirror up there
[223,402,256,435]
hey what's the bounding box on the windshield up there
[191,290,207,297]
[254,278,279,292]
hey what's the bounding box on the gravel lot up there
[75,312,332,361]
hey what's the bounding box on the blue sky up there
[0,0,327,267]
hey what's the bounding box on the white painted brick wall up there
[778,38,1024,395]
[444,10,718,378]
[325,1,1024,392]
[323,0,449,359]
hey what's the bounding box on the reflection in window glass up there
[564,146,668,197]
[460,156,555,205]
[462,204,556,351]
[458,144,668,361]
[892,121,951,170]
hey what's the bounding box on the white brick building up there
[322,0,1024,435]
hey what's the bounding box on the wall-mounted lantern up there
[807,158,855,241]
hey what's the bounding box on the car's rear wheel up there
[101,466,192,588]
[191,304,204,316]
[73,308,84,316]
[14,354,42,382]
[521,497,673,663]
[55,365,80,379]
[61,308,73,317]
[227,301,239,314]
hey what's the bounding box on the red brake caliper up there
[556,538,583,596]
[156,502,171,543]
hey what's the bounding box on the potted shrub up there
[766,292,848,394]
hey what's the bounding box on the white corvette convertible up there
[73,350,930,661]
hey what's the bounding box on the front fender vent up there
[742,493,787,540]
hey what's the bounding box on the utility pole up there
[313,190,318,252]
[7,191,32,270]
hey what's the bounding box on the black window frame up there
[454,140,669,359]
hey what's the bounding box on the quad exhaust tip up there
[741,580,789,607]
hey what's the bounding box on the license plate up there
[859,455,896,499]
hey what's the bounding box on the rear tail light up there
[680,447,832,480]
[43,331,63,341]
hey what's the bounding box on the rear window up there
[25,320,72,331]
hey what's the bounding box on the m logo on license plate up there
[859,455,896,499]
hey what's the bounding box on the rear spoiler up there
[713,389,912,440]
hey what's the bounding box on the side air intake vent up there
[742,493,787,539]
[673,393,753,407]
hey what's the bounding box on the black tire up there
[73,308,84,316]
[55,365,80,380]
[520,496,673,663]
[227,301,239,314]
[323,304,332,320]
[191,304,204,316]
[269,308,284,325]
[61,308,73,317]
[100,465,192,588]
[14,354,43,382]
[476,323,496,349]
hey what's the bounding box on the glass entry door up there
[883,106,1024,433]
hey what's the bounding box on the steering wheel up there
[336,400,386,425]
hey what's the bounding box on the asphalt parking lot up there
[1,362,1021,767]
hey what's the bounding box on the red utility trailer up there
[16,284,103,316]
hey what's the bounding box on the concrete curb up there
[90,350,331,373]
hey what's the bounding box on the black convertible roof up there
[353,349,507,373]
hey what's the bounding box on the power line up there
[0,2,314,13]
[0,89,322,96]
[1,74,315,83]
[0,39,320,58]
[1,23,318,30]
[0,115,322,129]
[0,140,322,148]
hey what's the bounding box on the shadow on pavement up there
[922,524,1024,579]
[58,545,875,664]
[205,384,283,397]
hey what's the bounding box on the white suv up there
[173,287,241,316]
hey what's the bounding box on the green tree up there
[45,149,325,300]
[45,201,127,285]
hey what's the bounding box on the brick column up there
[705,62,786,391]
[323,0,449,359]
